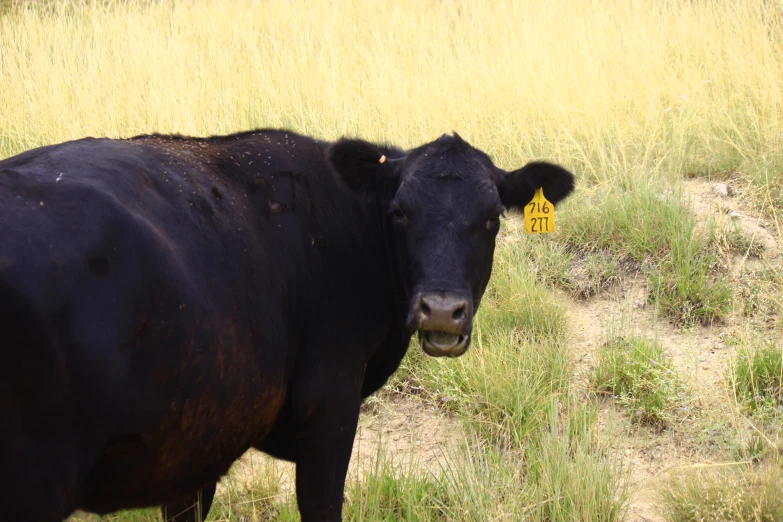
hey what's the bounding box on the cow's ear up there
[328,138,397,192]
[498,161,575,212]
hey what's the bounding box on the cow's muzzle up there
[408,292,472,357]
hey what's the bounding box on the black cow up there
[0,129,574,521]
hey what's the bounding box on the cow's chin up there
[420,331,470,358]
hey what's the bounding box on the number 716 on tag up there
[524,188,556,234]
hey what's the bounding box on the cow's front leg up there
[293,367,363,521]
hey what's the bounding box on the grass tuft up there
[656,463,783,522]
[594,334,687,429]
[729,339,783,416]
[526,400,630,522]
[344,461,455,522]
[650,249,733,328]
[710,218,766,258]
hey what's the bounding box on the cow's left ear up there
[498,161,575,212]
[328,138,399,193]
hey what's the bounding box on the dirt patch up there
[686,179,781,259]
[352,395,459,477]
[219,395,459,496]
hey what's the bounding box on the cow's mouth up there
[420,331,469,357]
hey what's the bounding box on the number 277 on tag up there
[524,188,556,234]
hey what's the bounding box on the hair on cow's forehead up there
[403,134,497,182]
[393,167,503,223]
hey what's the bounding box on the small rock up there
[712,184,729,197]
[729,211,743,220]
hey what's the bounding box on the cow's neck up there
[359,174,414,398]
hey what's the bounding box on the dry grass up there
[2,0,783,205]
[657,462,783,522]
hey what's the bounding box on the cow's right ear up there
[328,138,397,192]
[499,161,575,212]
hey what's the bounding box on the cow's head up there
[328,133,574,357]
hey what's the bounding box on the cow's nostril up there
[415,293,469,332]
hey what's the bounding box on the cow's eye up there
[486,214,501,230]
[390,205,408,224]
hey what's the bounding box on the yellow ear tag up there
[524,188,556,233]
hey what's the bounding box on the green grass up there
[520,236,619,299]
[650,234,733,328]
[734,260,783,326]
[729,338,783,416]
[733,432,775,464]
[558,178,694,262]
[345,404,629,522]
[510,177,735,323]
[344,458,454,522]
[594,334,688,429]
[525,401,630,522]
[379,232,629,520]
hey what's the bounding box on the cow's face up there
[329,134,574,357]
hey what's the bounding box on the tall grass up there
[2,0,783,213]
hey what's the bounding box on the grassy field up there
[2,0,783,520]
